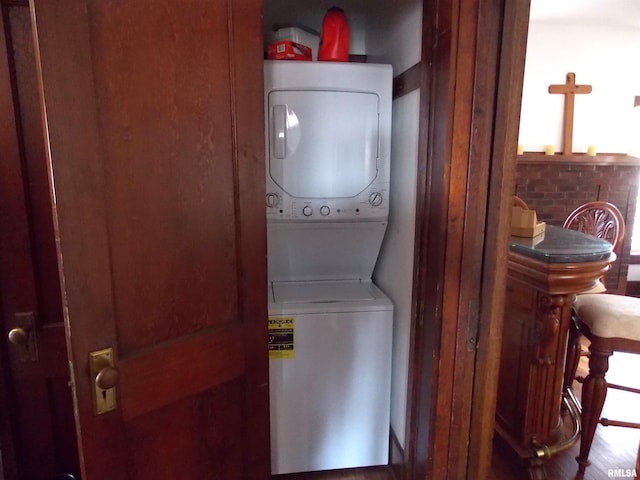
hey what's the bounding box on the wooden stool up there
[571,294,640,474]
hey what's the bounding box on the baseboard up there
[389,427,406,480]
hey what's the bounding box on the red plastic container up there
[318,7,349,62]
[267,40,312,61]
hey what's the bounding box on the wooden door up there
[30,0,269,478]
[0,4,79,478]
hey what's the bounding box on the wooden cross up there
[548,72,592,154]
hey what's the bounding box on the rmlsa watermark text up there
[607,468,637,478]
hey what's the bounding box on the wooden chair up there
[562,201,640,475]
[563,201,625,254]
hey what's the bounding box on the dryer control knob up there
[320,205,330,216]
[266,193,280,208]
[302,205,313,217]
[369,192,383,207]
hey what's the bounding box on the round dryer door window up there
[267,89,380,199]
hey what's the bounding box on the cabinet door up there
[30,0,269,478]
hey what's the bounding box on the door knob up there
[7,327,29,345]
[7,313,38,362]
[95,365,119,390]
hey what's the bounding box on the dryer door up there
[267,90,379,199]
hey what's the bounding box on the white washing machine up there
[268,280,393,474]
[264,61,393,475]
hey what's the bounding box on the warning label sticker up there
[268,317,295,359]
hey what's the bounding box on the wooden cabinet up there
[495,225,614,479]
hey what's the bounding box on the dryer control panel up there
[265,184,389,221]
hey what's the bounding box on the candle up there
[517,144,524,155]
[587,145,597,156]
[544,144,555,155]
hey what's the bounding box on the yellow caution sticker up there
[268,317,295,359]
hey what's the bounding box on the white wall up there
[368,0,422,450]
[364,1,423,74]
[519,21,640,153]
[373,89,420,450]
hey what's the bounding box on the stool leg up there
[576,344,611,474]
[563,314,582,391]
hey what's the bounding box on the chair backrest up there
[563,201,625,255]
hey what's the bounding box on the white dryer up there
[264,61,392,227]
[264,61,393,475]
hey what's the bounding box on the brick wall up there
[515,157,640,294]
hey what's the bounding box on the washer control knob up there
[302,205,313,217]
[266,193,280,208]
[320,205,330,216]
[369,192,383,207]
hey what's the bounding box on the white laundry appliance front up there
[268,280,393,474]
[264,61,393,475]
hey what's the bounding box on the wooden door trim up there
[405,0,531,479]
[421,0,486,476]
[226,2,271,469]
[404,0,461,476]
[1,3,82,477]
[468,1,531,478]
[0,6,23,477]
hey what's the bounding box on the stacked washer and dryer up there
[264,60,393,475]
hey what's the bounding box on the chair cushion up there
[574,294,640,341]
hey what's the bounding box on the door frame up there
[468,1,531,477]
[0,2,40,477]
[403,0,531,479]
